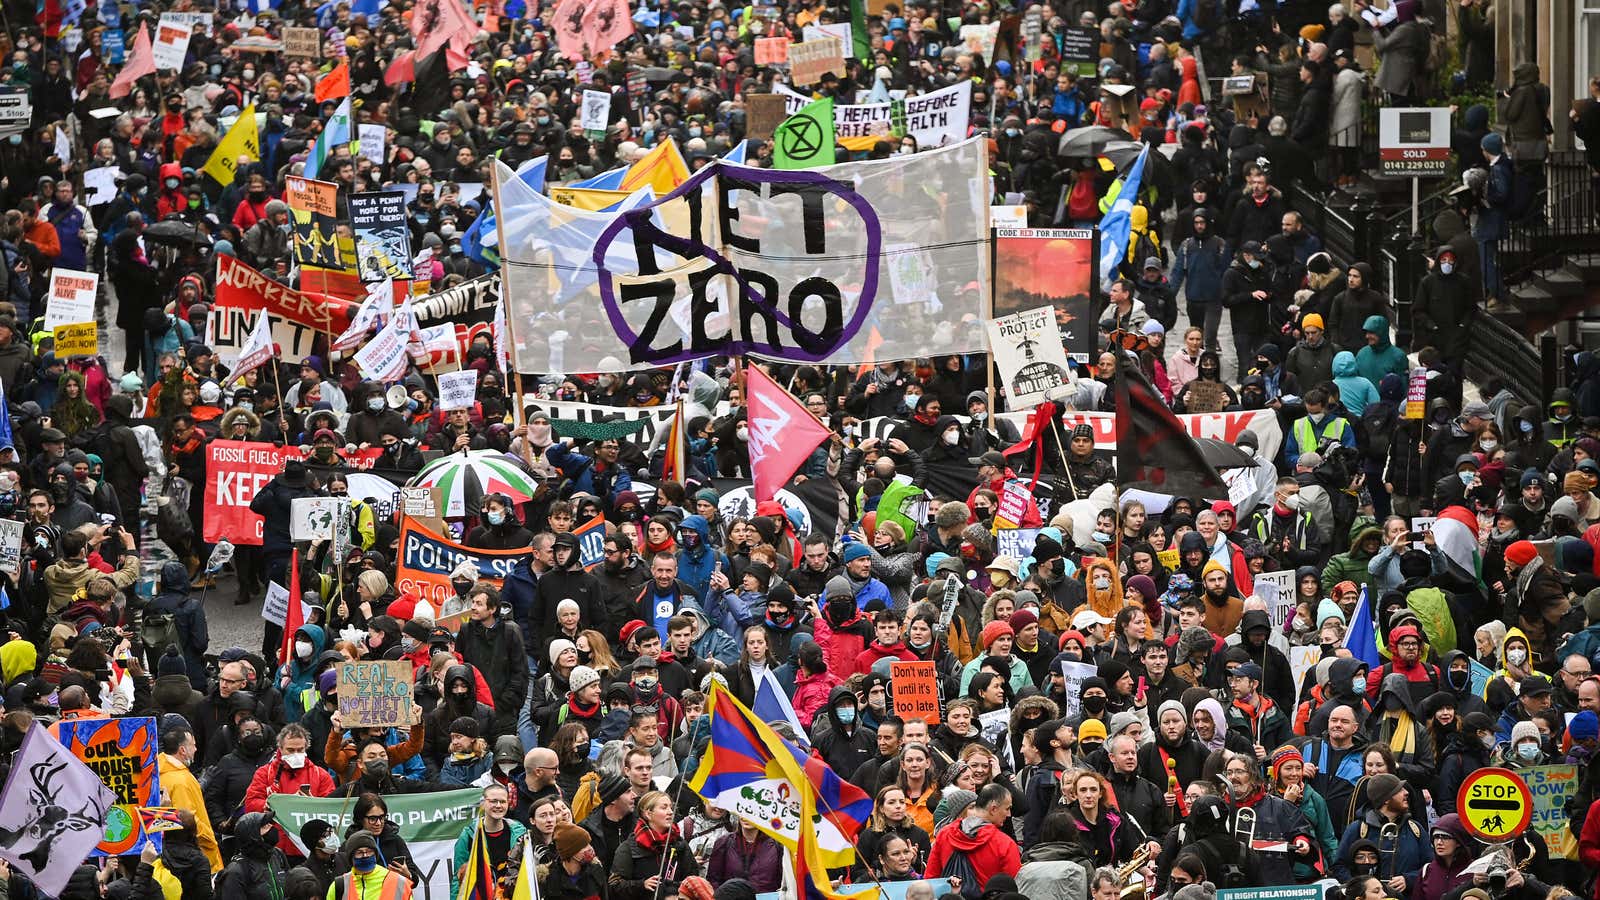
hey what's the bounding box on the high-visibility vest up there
[337,869,407,900]
[1292,415,1347,454]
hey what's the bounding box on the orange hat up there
[1301,313,1325,330]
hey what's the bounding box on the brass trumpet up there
[1118,843,1154,899]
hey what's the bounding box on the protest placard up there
[1253,568,1297,629]
[990,205,1026,229]
[1059,26,1099,76]
[0,86,30,138]
[0,519,21,577]
[755,37,789,65]
[357,124,386,166]
[82,167,122,207]
[290,496,343,541]
[349,191,411,283]
[1061,660,1096,719]
[286,175,344,270]
[746,94,789,139]
[1288,645,1322,697]
[775,82,971,150]
[959,22,999,63]
[575,514,608,570]
[581,90,611,139]
[992,228,1096,362]
[53,323,98,357]
[400,486,438,519]
[1406,366,1428,418]
[283,26,320,57]
[986,306,1073,409]
[269,789,480,900]
[47,269,99,330]
[804,23,854,57]
[56,717,160,857]
[994,527,1038,561]
[890,661,940,724]
[338,660,417,727]
[788,38,845,85]
[395,517,526,606]
[437,369,479,410]
[153,13,196,70]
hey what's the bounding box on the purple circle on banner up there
[592,163,883,365]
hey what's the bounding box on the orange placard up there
[56,717,160,856]
[890,660,940,725]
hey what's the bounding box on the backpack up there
[569,770,602,822]
[936,845,983,899]
[149,859,183,900]
[141,607,181,655]
[1067,172,1099,221]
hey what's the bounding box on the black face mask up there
[1081,695,1107,714]
[239,732,269,756]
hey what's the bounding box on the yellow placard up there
[1457,767,1532,841]
[1157,548,1180,569]
[53,322,98,357]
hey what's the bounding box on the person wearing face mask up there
[1499,719,1551,769]
[1434,711,1497,815]
[465,493,535,551]
[1411,248,1476,368]
[274,623,328,724]
[294,819,343,895]
[240,724,334,849]
[425,665,496,771]
[814,686,876,782]
[1368,672,1436,790]
[345,382,408,449]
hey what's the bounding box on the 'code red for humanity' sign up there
[203,440,382,544]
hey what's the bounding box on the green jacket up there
[451,819,528,899]
[1293,783,1339,860]
[1321,517,1381,595]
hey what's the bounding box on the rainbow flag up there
[661,399,688,485]
[687,684,871,884]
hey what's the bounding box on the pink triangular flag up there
[746,363,832,502]
[383,49,416,86]
[110,24,156,99]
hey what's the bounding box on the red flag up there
[280,548,302,667]
[314,60,350,103]
[1114,353,1224,497]
[413,0,478,59]
[383,50,416,86]
[745,363,831,502]
[111,24,156,99]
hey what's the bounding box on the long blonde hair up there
[579,629,619,676]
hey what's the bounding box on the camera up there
[1486,860,1510,895]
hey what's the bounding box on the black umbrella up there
[142,219,212,247]
[1056,125,1131,158]
[1194,437,1259,470]
[1102,140,1175,189]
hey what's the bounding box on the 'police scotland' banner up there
[396,517,529,607]
[496,138,990,372]
[349,191,413,283]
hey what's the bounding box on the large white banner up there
[497,138,990,373]
[776,82,971,148]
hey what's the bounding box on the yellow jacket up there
[158,753,223,872]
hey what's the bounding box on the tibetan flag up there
[511,836,540,900]
[619,138,689,195]
[687,684,870,872]
[661,400,688,485]
[774,97,836,170]
[203,104,260,187]
[456,816,497,900]
[751,667,807,747]
[1343,585,1382,669]
[745,363,831,502]
[109,23,154,99]
[315,59,351,103]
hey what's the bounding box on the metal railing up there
[1499,149,1597,286]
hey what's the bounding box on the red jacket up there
[1580,797,1600,899]
[243,754,336,857]
[925,819,1021,888]
[855,641,918,674]
[813,610,872,679]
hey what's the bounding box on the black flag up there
[1114,353,1225,497]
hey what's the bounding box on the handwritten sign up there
[283,26,320,58]
[290,496,343,541]
[1060,660,1096,720]
[401,486,437,518]
[755,37,790,65]
[787,37,844,86]
[53,323,98,357]
[1253,568,1297,629]
[436,369,479,411]
[890,660,940,724]
[338,660,416,727]
[0,519,21,577]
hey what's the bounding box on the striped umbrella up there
[408,450,539,518]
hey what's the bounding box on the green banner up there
[268,788,480,899]
[774,97,837,170]
[1522,764,1579,859]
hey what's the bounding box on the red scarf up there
[632,820,681,852]
[567,696,600,719]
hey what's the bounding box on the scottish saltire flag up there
[351,0,383,17]
[687,684,870,874]
[723,139,749,164]
[0,377,15,452]
[751,667,807,747]
[1096,143,1149,287]
[1343,585,1382,669]
[571,166,626,190]
[465,155,547,267]
[304,95,351,179]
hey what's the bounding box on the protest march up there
[0,0,1598,898]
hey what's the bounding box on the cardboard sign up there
[357,123,385,165]
[53,323,98,357]
[436,369,479,410]
[755,37,790,65]
[803,22,853,57]
[985,305,1073,408]
[337,661,417,727]
[56,717,160,857]
[0,519,21,577]
[788,37,845,86]
[1406,365,1427,419]
[46,269,98,330]
[283,26,320,58]
[400,487,438,518]
[290,496,344,541]
[890,660,940,724]
[746,94,789,140]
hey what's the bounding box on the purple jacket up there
[704,830,785,892]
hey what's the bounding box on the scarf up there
[1384,710,1417,757]
[567,695,600,719]
[632,819,681,852]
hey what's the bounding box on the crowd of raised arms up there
[0,0,1589,893]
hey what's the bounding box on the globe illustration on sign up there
[104,805,134,842]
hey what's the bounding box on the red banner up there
[203,441,387,544]
[212,255,356,362]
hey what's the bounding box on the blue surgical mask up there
[836,707,856,724]
[487,510,505,526]
[1517,743,1539,761]
[368,397,385,412]
[353,855,378,873]
[1459,470,1476,485]
[1440,262,1454,275]
[1520,421,1534,434]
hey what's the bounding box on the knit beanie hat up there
[554,823,592,859]
[1365,772,1403,807]
[1510,720,1542,746]
[1504,540,1539,568]
[980,621,1014,650]
[450,716,479,739]
[933,789,977,830]
[569,665,600,694]
[1571,710,1600,742]
[1007,609,1038,634]
[1078,719,1108,741]
[1270,745,1303,779]
[549,639,577,666]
